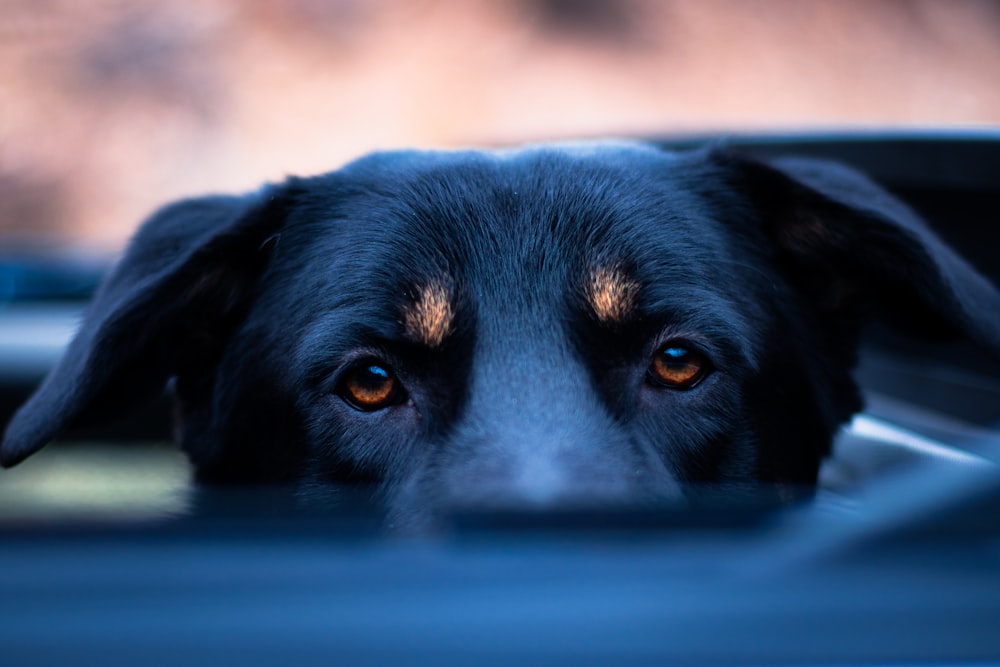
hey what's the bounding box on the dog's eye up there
[338,362,405,411]
[647,343,710,390]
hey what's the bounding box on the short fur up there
[3,142,1000,530]
[587,266,640,324]
[403,280,454,348]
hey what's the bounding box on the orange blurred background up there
[2,0,1000,250]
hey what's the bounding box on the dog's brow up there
[403,279,454,347]
[587,266,640,324]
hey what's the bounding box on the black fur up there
[3,142,1000,529]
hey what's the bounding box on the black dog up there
[3,142,999,528]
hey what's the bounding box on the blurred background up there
[3,0,1000,251]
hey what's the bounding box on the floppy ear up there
[1,184,296,467]
[715,150,1000,355]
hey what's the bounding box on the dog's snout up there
[428,339,683,511]
[439,430,645,510]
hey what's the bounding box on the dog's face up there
[3,142,999,529]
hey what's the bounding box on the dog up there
[2,141,999,530]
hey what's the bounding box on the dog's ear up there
[1,184,296,467]
[714,150,1000,354]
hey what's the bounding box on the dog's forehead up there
[328,144,723,268]
[282,144,749,343]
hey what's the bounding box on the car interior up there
[1,131,998,665]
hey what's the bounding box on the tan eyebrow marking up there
[587,266,640,324]
[403,279,454,347]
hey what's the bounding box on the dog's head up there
[3,142,999,527]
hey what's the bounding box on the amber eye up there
[647,343,710,390]
[338,362,404,411]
